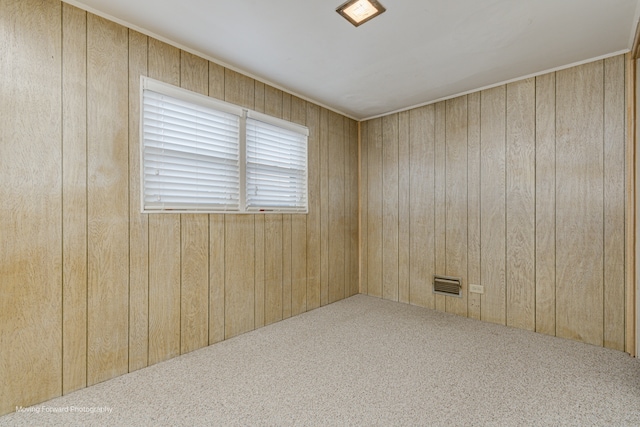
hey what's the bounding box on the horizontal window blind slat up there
[145,145,238,162]
[144,107,239,130]
[144,115,239,140]
[246,130,306,147]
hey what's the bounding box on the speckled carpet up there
[1,294,639,426]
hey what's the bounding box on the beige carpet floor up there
[1,294,639,426]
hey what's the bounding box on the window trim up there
[140,76,309,214]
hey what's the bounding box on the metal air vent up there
[433,275,462,297]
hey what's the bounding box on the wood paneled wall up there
[361,56,633,352]
[0,0,358,415]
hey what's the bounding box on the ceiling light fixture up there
[336,0,386,27]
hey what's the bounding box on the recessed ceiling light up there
[336,0,386,27]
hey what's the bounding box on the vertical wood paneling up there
[360,121,369,295]
[224,215,255,338]
[625,55,636,356]
[320,108,330,305]
[209,215,225,344]
[535,73,556,336]
[283,214,292,318]
[409,106,436,309]
[128,29,149,372]
[180,214,209,353]
[180,51,210,355]
[208,62,225,345]
[282,92,293,319]
[254,213,266,328]
[147,39,182,366]
[87,13,129,385]
[329,112,346,303]
[224,69,255,338]
[0,0,62,413]
[349,120,360,297]
[467,92,482,320]
[506,78,536,331]
[398,112,410,304]
[556,61,604,346]
[434,102,447,312]
[264,87,285,320]
[265,215,283,325]
[382,114,399,302]
[62,3,87,395]
[208,62,225,100]
[291,96,308,315]
[358,56,630,353]
[253,80,266,329]
[444,97,468,317]
[480,86,507,325]
[603,55,625,351]
[306,104,321,310]
[367,118,383,298]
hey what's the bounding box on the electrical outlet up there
[469,284,484,294]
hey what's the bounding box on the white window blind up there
[142,81,242,212]
[245,112,308,213]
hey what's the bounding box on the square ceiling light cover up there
[336,0,386,27]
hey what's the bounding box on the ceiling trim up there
[62,0,360,121]
[361,49,631,122]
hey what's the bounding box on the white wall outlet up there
[469,284,484,294]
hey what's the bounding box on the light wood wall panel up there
[408,106,436,309]
[0,0,358,415]
[209,215,225,344]
[86,13,130,385]
[306,104,322,310]
[180,51,210,355]
[467,92,482,320]
[434,102,447,312]
[320,109,330,305]
[291,96,308,315]
[360,55,631,350]
[603,55,626,351]
[264,86,284,324]
[348,120,360,297]
[360,121,369,295]
[367,118,383,298]
[265,215,283,325]
[505,78,536,331]
[556,61,604,346]
[329,112,346,303]
[397,112,410,304]
[253,81,266,329]
[128,29,149,372]
[444,97,468,317]
[382,114,399,302]
[147,39,182,365]
[62,3,87,395]
[208,62,226,345]
[535,72,556,336]
[479,86,507,325]
[282,93,293,318]
[0,0,62,414]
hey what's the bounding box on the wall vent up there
[433,275,462,297]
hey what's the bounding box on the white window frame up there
[140,76,309,214]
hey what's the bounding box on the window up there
[141,77,308,214]
[246,111,308,213]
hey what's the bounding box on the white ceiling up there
[68,0,640,120]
